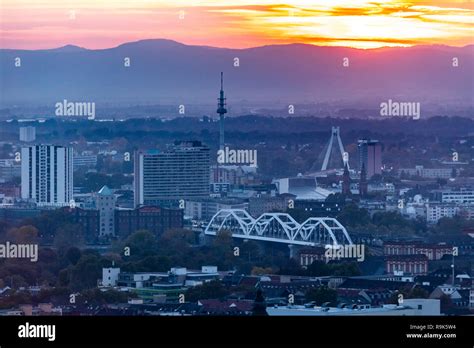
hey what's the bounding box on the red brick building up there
[71,205,183,242]
[0,184,20,198]
[299,247,327,267]
[386,254,428,275]
[383,241,452,260]
[115,206,183,239]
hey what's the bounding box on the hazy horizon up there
[1,40,472,109]
[2,38,474,51]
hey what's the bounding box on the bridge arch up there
[204,209,353,247]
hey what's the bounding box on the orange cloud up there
[0,0,472,49]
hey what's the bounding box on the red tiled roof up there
[239,277,260,286]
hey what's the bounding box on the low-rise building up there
[210,165,258,187]
[184,197,247,221]
[19,126,36,142]
[398,166,452,179]
[299,247,327,267]
[441,189,474,204]
[429,284,463,304]
[115,205,183,239]
[248,193,295,217]
[73,152,98,169]
[426,203,460,223]
[386,255,428,275]
[0,159,21,182]
[294,200,344,218]
[459,205,474,220]
[107,266,220,302]
[71,204,183,242]
[102,267,121,287]
[267,299,440,316]
[384,241,453,260]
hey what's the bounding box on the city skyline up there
[0,0,473,337]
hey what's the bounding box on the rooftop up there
[97,186,113,196]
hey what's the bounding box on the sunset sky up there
[1,0,473,49]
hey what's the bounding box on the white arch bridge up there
[204,209,353,247]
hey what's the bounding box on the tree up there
[432,217,472,235]
[121,230,158,260]
[211,230,235,270]
[80,288,134,305]
[252,288,268,316]
[185,280,230,302]
[69,254,103,290]
[65,247,82,266]
[278,258,304,276]
[439,294,453,313]
[158,228,195,255]
[4,274,28,289]
[239,240,261,263]
[54,224,84,254]
[251,267,274,276]
[0,220,11,239]
[408,287,429,299]
[372,211,408,228]
[305,286,337,306]
[271,158,292,176]
[337,204,371,228]
[122,255,171,273]
[436,178,447,187]
[58,269,70,287]
[213,230,233,249]
[331,262,361,277]
[23,208,72,242]
[5,225,38,244]
[306,261,331,277]
[325,193,345,203]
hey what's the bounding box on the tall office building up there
[134,141,210,207]
[358,139,382,179]
[21,145,73,205]
[19,126,36,142]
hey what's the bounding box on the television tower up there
[217,72,227,151]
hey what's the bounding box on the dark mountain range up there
[1,39,472,107]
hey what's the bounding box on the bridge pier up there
[201,232,214,246]
[288,244,301,259]
[197,230,206,245]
